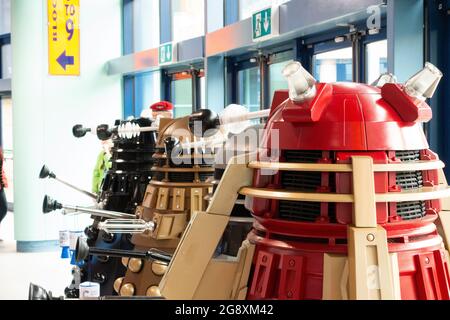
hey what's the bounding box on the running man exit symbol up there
[159,43,176,65]
[252,7,280,42]
[252,8,272,40]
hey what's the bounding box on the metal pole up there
[352,32,361,83]
[54,177,98,199]
[259,54,269,112]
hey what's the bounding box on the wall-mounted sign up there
[252,7,280,42]
[47,0,80,76]
[159,42,177,66]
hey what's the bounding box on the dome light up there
[282,61,317,103]
[404,62,443,101]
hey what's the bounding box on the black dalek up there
[41,117,159,297]
[79,117,158,297]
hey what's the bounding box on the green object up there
[252,8,272,40]
[159,43,173,65]
[92,151,111,194]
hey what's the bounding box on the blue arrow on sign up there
[57,50,75,70]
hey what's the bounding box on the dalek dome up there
[262,81,432,153]
[241,64,450,301]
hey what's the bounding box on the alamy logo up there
[367,5,381,30]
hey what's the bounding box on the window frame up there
[266,51,295,107]
[360,29,388,84]
[224,0,239,26]
[165,64,205,116]
[169,71,194,118]
[122,0,134,55]
[170,0,206,43]
[301,19,387,83]
[121,0,167,119]
[0,33,12,147]
[311,40,354,83]
[0,33,11,80]
[227,41,295,110]
[123,71,162,119]
[122,0,164,55]
[121,4,388,118]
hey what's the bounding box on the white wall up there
[12,0,123,242]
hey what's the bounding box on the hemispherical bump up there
[129,258,143,273]
[152,261,168,276]
[121,257,129,267]
[146,285,161,297]
[120,283,135,296]
[113,277,123,293]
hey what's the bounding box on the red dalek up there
[159,62,450,300]
[244,61,450,300]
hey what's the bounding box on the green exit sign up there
[252,7,279,42]
[159,42,177,65]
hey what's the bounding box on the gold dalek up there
[111,116,215,297]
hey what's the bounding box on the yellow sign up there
[47,0,80,76]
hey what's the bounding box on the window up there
[229,48,293,114]
[239,0,289,20]
[1,96,13,202]
[366,40,388,84]
[135,72,161,117]
[123,72,161,119]
[132,0,160,52]
[237,67,260,113]
[269,59,292,106]
[171,73,193,118]
[313,47,353,82]
[1,44,12,79]
[0,0,11,35]
[123,0,159,54]
[171,0,205,42]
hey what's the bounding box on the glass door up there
[312,46,353,83]
[365,39,388,84]
[268,51,294,106]
[0,96,12,202]
[237,66,260,114]
[171,72,193,118]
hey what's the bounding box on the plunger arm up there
[39,165,97,200]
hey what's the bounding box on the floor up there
[0,213,73,300]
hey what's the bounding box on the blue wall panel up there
[206,56,225,113]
